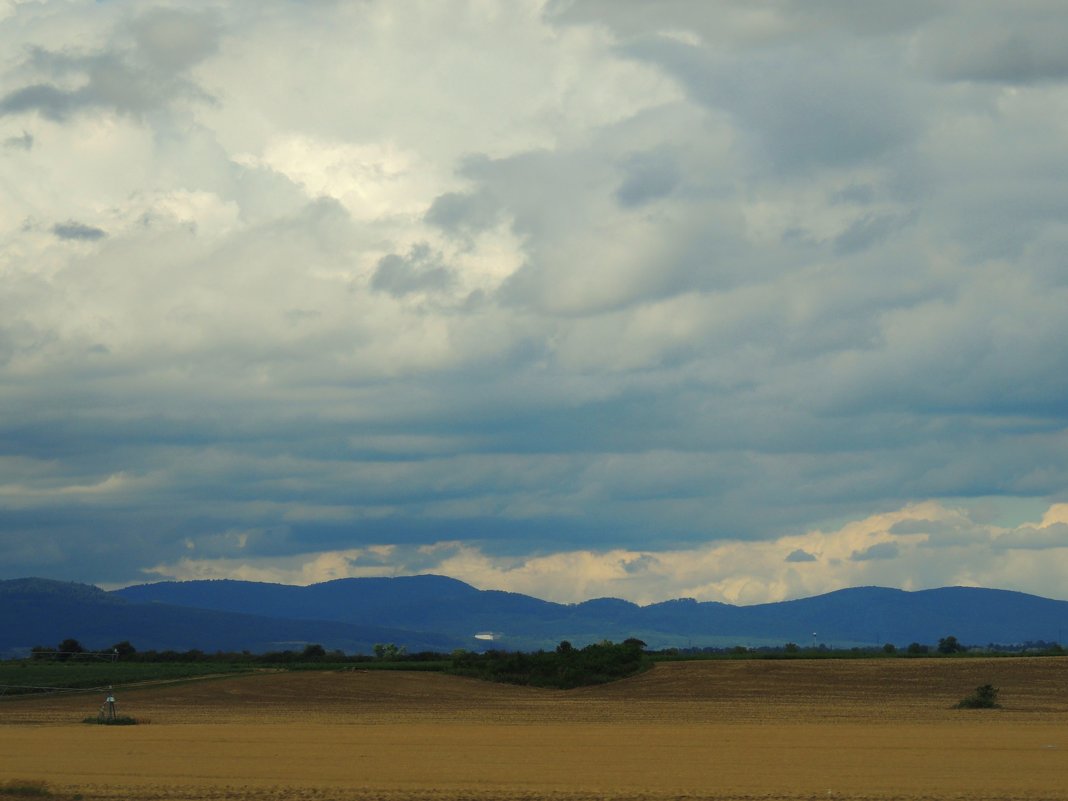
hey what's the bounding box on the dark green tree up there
[110,641,137,657]
[57,638,85,661]
[937,635,964,654]
[372,643,404,660]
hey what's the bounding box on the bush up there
[956,684,1000,709]
[0,780,51,797]
[81,715,141,725]
[110,641,137,658]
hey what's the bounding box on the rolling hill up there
[115,576,1068,651]
[0,578,465,658]
[3,575,1066,656]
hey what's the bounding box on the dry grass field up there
[2,657,1067,800]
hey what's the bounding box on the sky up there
[1,0,1067,606]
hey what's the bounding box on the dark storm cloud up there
[615,148,680,208]
[52,221,107,241]
[127,8,221,73]
[371,243,457,296]
[622,36,917,174]
[622,554,659,574]
[0,10,219,121]
[3,131,33,150]
[889,519,957,536]
[545,0,942,40]
[469,145,759,314]
[832,212,915,256]
[990,523,1068,551]
[850,542,900,562]
[424,191,501,235]
[774,0,945,36]
[785,549,817,563]
[917,9,1068,84]
[0,83,82,120]
[0,52,182,121]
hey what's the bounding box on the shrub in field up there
[372,643,406,661]
[0,779,51,797]
[81,715,141,725]
[956,684,1000,709]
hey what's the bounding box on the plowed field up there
[2,658,1067,800]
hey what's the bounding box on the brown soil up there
[2,658,1067,800]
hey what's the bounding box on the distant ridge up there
[115,576,1068,652]
[4,575,1065,656]
[0,577,465,658]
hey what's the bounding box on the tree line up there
[24,637,653,688]
[26,633,1066,671]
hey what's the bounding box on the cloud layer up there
[145,502,1068,606]
[1,1,1066,601]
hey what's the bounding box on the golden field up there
[2,657,1067,800]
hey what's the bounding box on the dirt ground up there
[2,658,1067,800]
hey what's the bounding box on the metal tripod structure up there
[98,687,117,722]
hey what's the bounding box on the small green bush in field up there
[956,683,1000,709]
[0,779,52,797]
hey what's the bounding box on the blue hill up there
[112,576,1068,651]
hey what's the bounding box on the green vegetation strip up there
[0,662,254,696]
[4,635,1065,697]
[447,639,649,689]
[0,780,52,798]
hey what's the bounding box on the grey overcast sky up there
[2,0,1067,604]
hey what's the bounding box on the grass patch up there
[0,662,254,696]
[343,660,450,672]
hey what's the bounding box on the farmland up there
[2,657,1067,800]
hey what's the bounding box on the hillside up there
[4,575,1066,656]
[115,575,1068,651]
[0,578,465,657]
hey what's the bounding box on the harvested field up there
[2,658,1067,800]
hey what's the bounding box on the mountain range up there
[2,575,1066,657]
